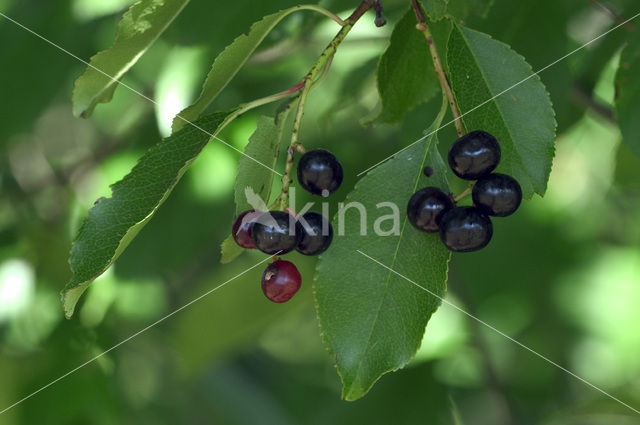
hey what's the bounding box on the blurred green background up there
[1,0,640,424]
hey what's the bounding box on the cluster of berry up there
[232,149,343,302]
[407,131,522,252]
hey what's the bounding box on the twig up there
[275,0,374,209]
[411,0,466,137]
[572,85,616,124]
[588,0,635,32]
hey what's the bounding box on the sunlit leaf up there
[72,0,190,117]
[172,5,331,132]
[63,111,237,318]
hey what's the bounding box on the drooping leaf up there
[63,111,237,318]
[615,29,640,158]
[375,9,440,124]
[172,5,328,132]
[220,107,292,264]
[72,0,191,118]
[315,102,451,400]
[447,24,557,198]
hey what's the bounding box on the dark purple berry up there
[296,212,333,255]
[407,187,455,233]
[251,211,300,255]
[423,166,434,177]
[440,207,493,252]
[472,173,522,217]
[261,260,301,303]
[448,131,501,180]
[232,210,262,249]
[297,149,343,196]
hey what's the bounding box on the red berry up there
[232,210,262,249]
[261,260,301,303]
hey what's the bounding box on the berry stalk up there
[410,0,465,138]
[453,184,473,202]
[275,0,374,209]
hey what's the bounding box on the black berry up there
[251,211,300,255]
[440,206,493,252]
[448,130,501,180]
[296,212,333,255]
[407,187,454,233]
[472,173,522,217]
[297,149,343,196]
[261,260,301,303]
[423,166,434,177]
[232,210,262,249]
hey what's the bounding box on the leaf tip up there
[60,283,90,319]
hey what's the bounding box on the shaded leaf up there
[446,0,494,21]
[63,111,237,318]
[172,5,324,132]
[72,0,190,118]
[615,29,640,158]
[375,9,440,123]
[234,110,291,215]
[470,0,577,131]
[447,24,556,198]
[219,106,292,264]
[315,102,451,400]
[424,0,449,21]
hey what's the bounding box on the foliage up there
[73,0,191,118]
[447,24,557,198]
[1,0,640,423]
[315,102,451,400]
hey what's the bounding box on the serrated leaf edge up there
[449,23,557,198]
[313,101,450,400]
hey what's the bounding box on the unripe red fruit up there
[261,260,302,303]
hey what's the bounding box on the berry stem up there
[453,183,474,202]
[275,0,374,209]
[410,0,466,138]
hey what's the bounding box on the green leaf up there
[63,111,237,318]
[315,101,451,400]
[446,0,494,21]
[447,24,556,198]
[469,0,577,131]
[220,107,292,264]
[172,5,323,133]
[72,0,190,118]
[424,0,449,21]
[375,9,440,124]
[220,235,244,264]
[234,110,291,215]
[615,29,640,158]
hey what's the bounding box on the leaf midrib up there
[346,133,438,394]
[454,25,531,182]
